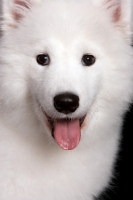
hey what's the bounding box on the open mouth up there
[46,114,86,133]
[40,106,86,150]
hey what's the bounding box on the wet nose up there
[54,92,79,114]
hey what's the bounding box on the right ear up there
[1,0,36,31]
[93,0,133,44]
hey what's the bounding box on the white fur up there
[0,0,133,199]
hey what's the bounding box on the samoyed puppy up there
[0,0,133,199]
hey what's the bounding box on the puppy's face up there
[7,1,103,150]
[1,0,131,150]
[29,35,102,150]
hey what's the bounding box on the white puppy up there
[0,0,133,199]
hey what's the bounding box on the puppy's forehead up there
[25,4,103,44]
[28,1,100,33]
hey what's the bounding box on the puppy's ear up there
[1,0,34,31]
[94,0,133,44]
[106,0,133,43]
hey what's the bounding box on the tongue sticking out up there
[54,119,81,150]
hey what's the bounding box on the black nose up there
[54,92,79,114]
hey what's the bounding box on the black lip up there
[45,113,86,137]
[39,102,86,136]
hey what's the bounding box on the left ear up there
[107,0,132,44]
[94,0,133,44]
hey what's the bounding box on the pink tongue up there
[54,119,81,150]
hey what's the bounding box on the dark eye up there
[36,54,50,66]
[82,54,96,66]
